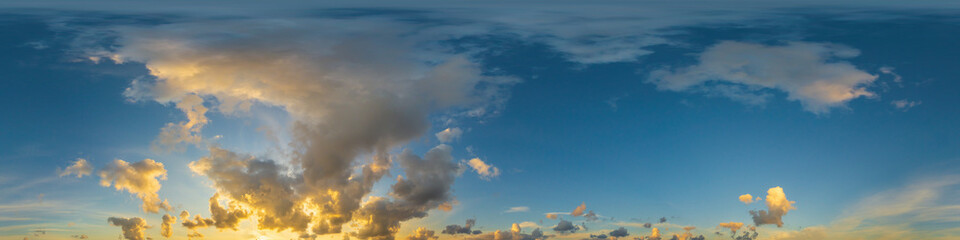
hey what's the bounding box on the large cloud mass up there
[92,16,516,239]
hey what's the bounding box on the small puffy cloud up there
[435,128,463,143]
[571,203,586,217]
[505,206,530,213]
[545,213,558,220]
[552,220,578,233]
[648,41,878,114]
[658,217,667,223]
[644,223,652,228]
[98,159,171,213]
[107,217,149,240]
[739,194,755,204]
[443,219,481,235]
[405,227,439,240]
[511,223,522,233]
[891,99,920,111]
[609,227,629,238]
[717,222,744,233]
[648,228,661,240]
[59,158,93,178]
[750,186,796,227]
[161,214,175,238]
[466,158,501,180]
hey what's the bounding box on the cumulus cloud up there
[435,128,463,143]
[717,222,744,233]
[353,145,461,240]
[443,219,481,235]
[609,227,629,238]
[552,220,578,233]
[405,227,438,240]
[505,206,530,213]
[107,217,149,240]
[749,187,796,227]
[739,194,754,204]
[59,158,93,178]
[466,158,501,180]
[647,227,661,240]
[648,41,878,114]
[161,214,175,238]
[571,203,586,217]
[658,217,667,223]
[545,213,558,220]
[98,159,171,213]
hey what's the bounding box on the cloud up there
[739,194,754,204]
[891,99,920,111]
[85,16,517,238]
[353,144,461,240]
[659,217,667,223]
[151,94,208,152]
[98,159,171,213]
[435,128,463,143]
[465,158,501,180]
[180,214,213,230]
[768,176,960,240]
[583,211,599,221]
[71,234,88,239]
[545,213,558,220]
[505,206,530,213]
[518,222,540,229]
[571,203,586,217]
[609,227,629,238]
[443,219,481,235]
[717,222,744,233]
[552,220,578,233]
[648,41,878,114]
[161,214,175,238]
[107,217,149,240]
[405,227,438,240]
[59,158,93,178]
[648,227,661,240]
[749,187,796,227]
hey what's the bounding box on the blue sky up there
[1,1,959,240]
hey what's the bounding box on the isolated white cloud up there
[649,41,878,114]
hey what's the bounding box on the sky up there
[1,1,959,240]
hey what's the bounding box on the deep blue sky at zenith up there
[0,1,959,240]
